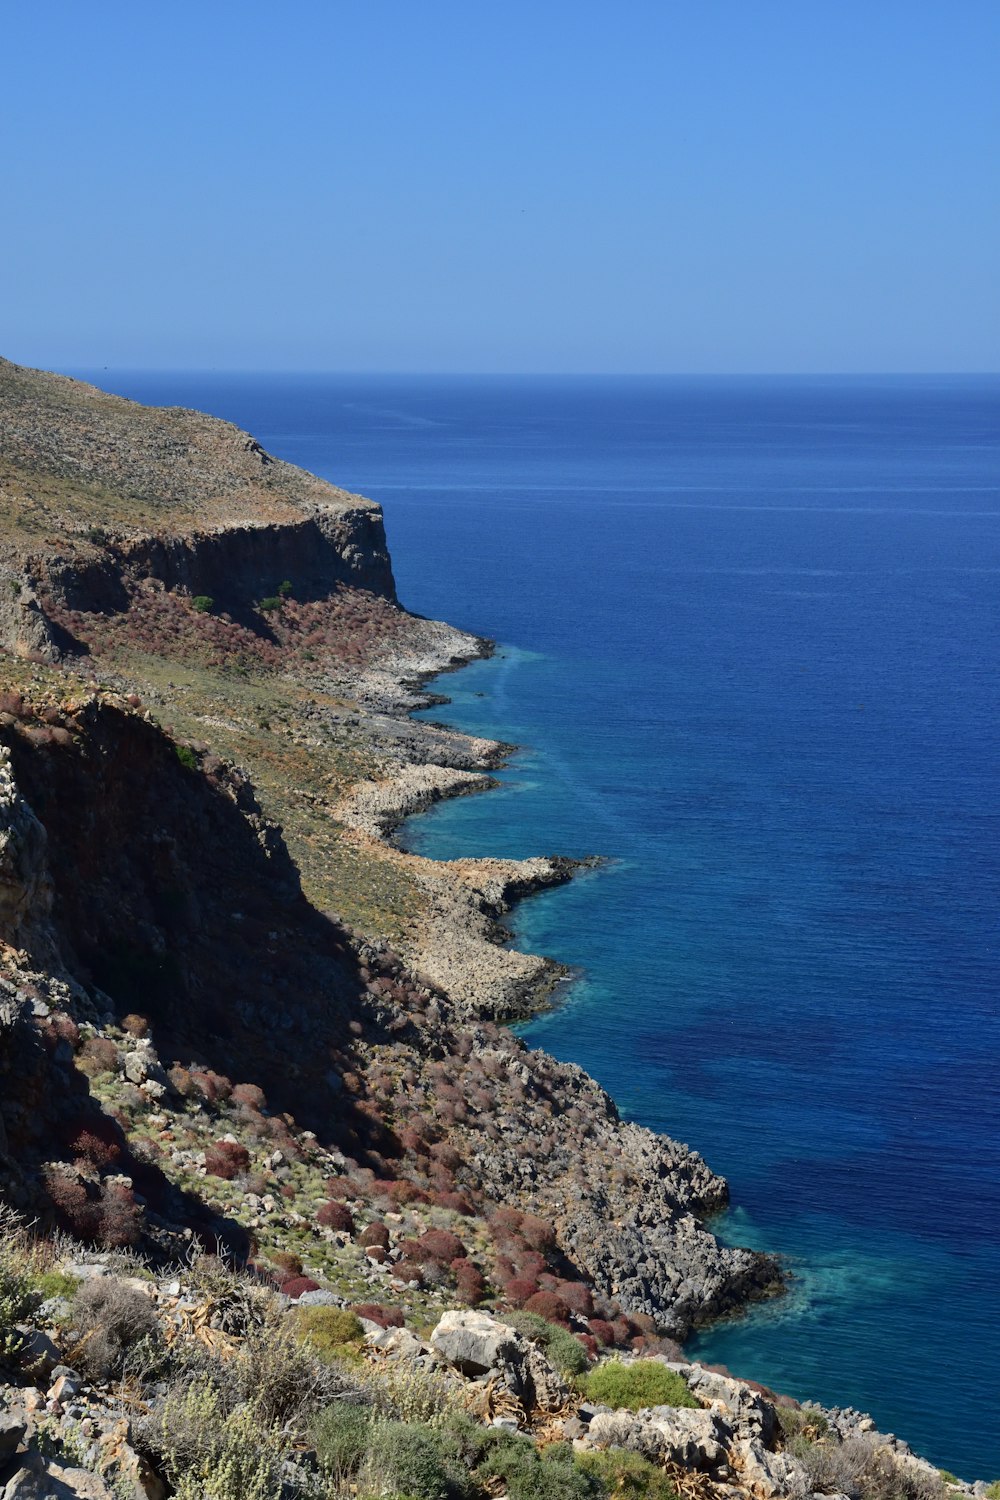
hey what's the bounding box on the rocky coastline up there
[0,357,987,1494]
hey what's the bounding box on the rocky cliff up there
[0,362,785,1344]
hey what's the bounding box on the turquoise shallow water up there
[86,373,1000,1479]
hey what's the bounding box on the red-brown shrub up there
[512,1248,542,1284]
[270,1251,303,1276]
[49,1013,81,1050]
[576,1333,598,1360]
[587,1318,617,1347]
[351,1304,404,1329]
[432,1191,475,1215]
[502,1278,540,1308]
[203,1141,251,1179]
[559,1281,595,1317]
[67,1117,124,1170]
[418,1228,466,1263]
[392,1261,425,1287]
[429,1142,463,1170]
[99,1183,142,1248]
[168,1065,198,1098]
[44,1170,99,1239]
[359,1222,391,1250]
[520,1214,557,1252]
[385,1180,428,1206]
[190,1069,232,1105]
[282,1277,321,1299]
[524,1290,571,1325]
[453,1259,486,1306]
[489,1206,524,1240]
[121,1014,150,1038]
[78,1036,119,1077]
[317,1201,354,1233]
[232,1083,267,1111]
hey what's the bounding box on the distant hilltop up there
[0,356,396,662]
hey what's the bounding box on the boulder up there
[588,1405,731,1473]
[431,1310,521,1377]
[685,1365,780,1444]
[430,1311,569,1414]
[732,1436,812,1499]
[14,1328,62,1377]
[0,1414,26,1462]
[2,1449,113,1499]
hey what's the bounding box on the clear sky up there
[3,1,998,373]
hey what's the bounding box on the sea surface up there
[84,371,1000,1479]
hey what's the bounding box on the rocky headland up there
[0,357,987,1498]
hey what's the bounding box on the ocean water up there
[86,372,1000,1479]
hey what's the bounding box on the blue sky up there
[3,2,998,372]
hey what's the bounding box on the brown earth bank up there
[3,359,971,1500]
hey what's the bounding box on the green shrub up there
[485,1439,603,1500]
[311,1401,373,1481]
[31,1269,81,1304]
[578,1448,679,1500]
[191,595,214,613]
[983,1483,1000,1500]
[364,1419,456,1500]
[258,596,282,614]
[777,1405,829,1450]
[505,1309,589,1376]
[175,744,198,771]
[582,1359,698,1412]
[277,580,293,598]
[292,1305,365,1363]
[155,1376,285,1500]
[0,1208,36,1359]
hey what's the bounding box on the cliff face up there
[0,356,396,659]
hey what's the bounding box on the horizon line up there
[56,366,1000,380]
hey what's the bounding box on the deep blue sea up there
[82,372,1000,1479]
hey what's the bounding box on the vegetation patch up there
[582,1359,698,1411]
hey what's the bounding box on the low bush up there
[365,1419,457,1500]
[77,1035,119,1077]
[232,1315,350,1428]
[582,1358,698,1411]
[203,1141,251,1179]
[311,1401,373,1482]
[577,1447,680,1500]
[352,1302,403,1328]
[524,1289,572,1325]
[281,1275,321,1299]
[356,1356,469,1427]
[482,1437,603,1500]
[798,1435,948,1500]
[0,1208,36,1360]
[505,1310,590,1377]
[70,1277,161,1380]
[152,1375,285,1500]
[292,1305,365,1364]
[191,595,214,613]
[777,1405,830,1447]
[317,1200,354,1233]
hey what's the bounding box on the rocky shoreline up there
[328,619,594,1021]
